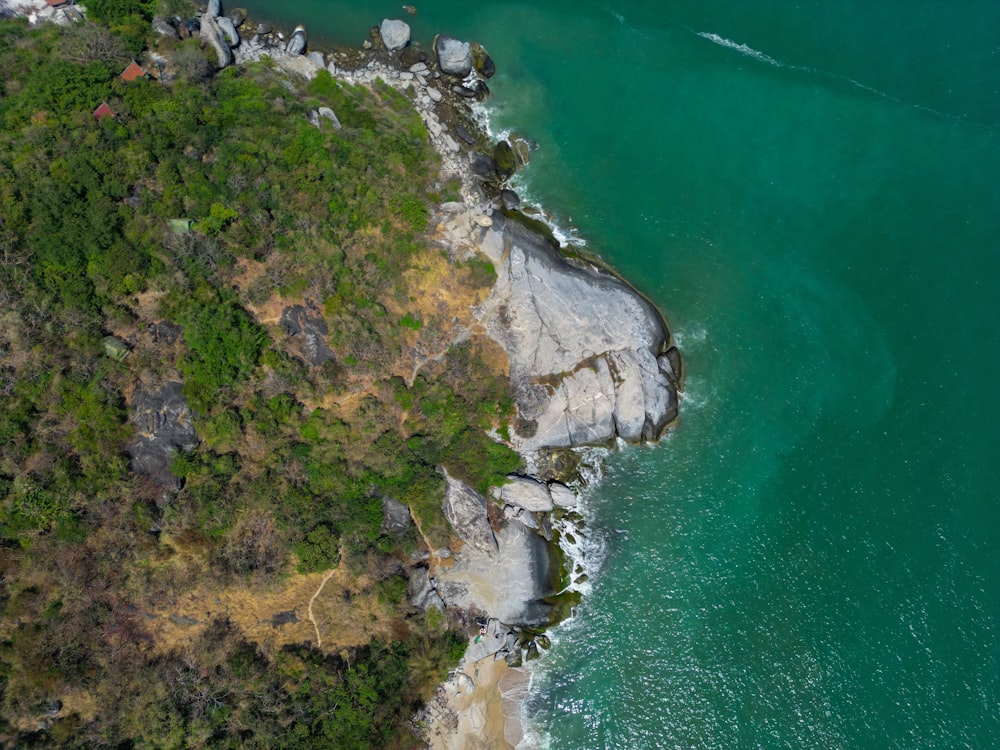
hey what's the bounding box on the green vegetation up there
[0,14,520,747]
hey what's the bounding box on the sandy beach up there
[418,615,537,749]
[423,649,532,750]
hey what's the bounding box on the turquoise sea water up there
[244,2,1000,746]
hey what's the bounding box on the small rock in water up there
[471,41,496,78]
[256,21,271,34]
[451,84,476,98]
[228,8,247,26]
[402,4,417,15]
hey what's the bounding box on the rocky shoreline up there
[109,5,681,746]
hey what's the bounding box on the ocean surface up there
[243,1,1000,746]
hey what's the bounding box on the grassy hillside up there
[0,13,517,747]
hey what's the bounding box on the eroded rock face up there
[200,13,234,68]
[380,18,410,51]
[279,305,334,366]
[476,216,680,453]
[434,35,472,77]
[128,381,199,491]
[442,470,497,555]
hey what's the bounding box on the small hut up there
[93,101,116,120]
[120,61,149,82]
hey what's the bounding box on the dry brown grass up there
[144,559,395,658]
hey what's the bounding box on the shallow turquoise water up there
[244,1,1000,746]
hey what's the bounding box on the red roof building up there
[44,0,69,7]
[93,101,116,120]
[120,61,149,82]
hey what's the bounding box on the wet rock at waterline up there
[434,35,472,77]
[380,18,411,51]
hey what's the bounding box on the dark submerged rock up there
[471,42,495,78]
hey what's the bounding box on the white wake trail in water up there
[697,31,783,67]
[695,28,969,123]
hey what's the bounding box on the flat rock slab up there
[433,519,553,626]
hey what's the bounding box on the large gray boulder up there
[499,476,553,512]
[380,18,410,51]
[199,13,234,67]
[443,470,497,555]
[127,380,199,492]
[285,25,307,55]
[434,35,472,77]
[476,217,679,453]
[206,0,221,18]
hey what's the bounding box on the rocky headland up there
[122,7,681,747]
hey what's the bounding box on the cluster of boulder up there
[152,2,311,70]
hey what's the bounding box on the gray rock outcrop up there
[206,0,221,18]
[199,13,234,68]
[127,380,199,491]
[548,482,577,508]
[152,16,179,40]
[279,305,334,366]
[380,18,410,51]
[381,497,411,537]
[442,470,497,555]
[317,106,341,128]
[216,16,240,47]
[434,35,472,77]
[476,216,680,453]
